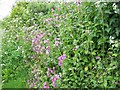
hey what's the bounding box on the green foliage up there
[1,1,120,88]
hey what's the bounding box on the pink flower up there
[41,46,45,51]
[52,82,55,87]
[46,50,50,55]
[54,38,60,47]
[73,46,79,50]
[58,54,66,61]
[44,82,47,86]
[53,14,58,16]
[54,38,60,41]
[52,8,55,12]
[53,18,58,21]
[44,39,49,44]
[43,82,49,88]
[46,46,50,49]
[46,46,50,55]
[58,60,62,67]
[96,56,100,59]
[55,41,59,47]
[50,67,55,74]
[55,24,59,27]
[58,54,66,67]
[47,67,55,77]
[30,83,34,88]
[47,71,50,77]
[58,7,61,11]
[51,74,60,87]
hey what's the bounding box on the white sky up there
[0,0,16,20]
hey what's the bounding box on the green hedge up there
[1,2,120,88]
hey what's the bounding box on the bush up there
[1,1,120,88]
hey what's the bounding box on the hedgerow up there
[1,1,120,88]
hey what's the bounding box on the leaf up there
[103,79,107,87]
[112,54,118,57]
[84,66,88,71]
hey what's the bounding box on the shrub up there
[1,1,120,88]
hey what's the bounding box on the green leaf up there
[84,66,88,71]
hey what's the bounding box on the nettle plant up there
[1,1,120,88]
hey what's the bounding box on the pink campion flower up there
[51,74,60,87]
[53,67,55,70]
[47,67,55,76]
[55,24,59,27]
[55,41,59,47]
[44,39,49,44]
[26,38,29,41]
[48,18,52,21]
[37,33,44,39]
[30,83,34,88]
[34,24,37,27]
[52,78,56,83]
[44,82,47,86]
[96,56,100,59]
[46,46,50,55]
[43,82,49,88]
[52,82,56,87]
[53,18,58,21]
[73,46,79,50]
[35,40,38,45]
[58,54,66,67]
[48,68,50,71]
[38,45,41,48]
[58,60,62,67]
[50,69,54,74]
[47,71,50,77]
[54,38,60,41]
[46,46,50,49]
[41,46,45,51]
[40,51,43,54]
[50,67,55,74]
[53,14,58,17]
[36,50,39,54]
[46,50,50,55]
[45,18,52,24]
[58,7,61,11]
[58,54,66,61]
[55,74,59,79]
[52,8,55,12]
[62,15,65,18]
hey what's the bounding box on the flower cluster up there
[43,82,49,88]
[58,54,66,67]
[27,65,41,88]
[54,38,60,47]
[52,8,55,12]
[47,67,55,77]
[51,74,60,87]
[31,32,51,55]
[32,33,45,46]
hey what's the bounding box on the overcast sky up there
[0,0,16,20]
